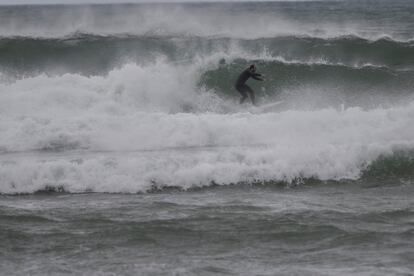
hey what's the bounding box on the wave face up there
[1,1,414,194]
[1,35,414,76]
[2,35,414,108]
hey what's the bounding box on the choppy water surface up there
[2,183,414,275]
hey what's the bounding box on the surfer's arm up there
[251,73,264,81]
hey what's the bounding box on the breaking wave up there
[1,61,414,194]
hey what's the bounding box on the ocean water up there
[1,1,414,275]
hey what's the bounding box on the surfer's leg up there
[245,85,256,105]
[240,94,248,104]
[236,85,248,104]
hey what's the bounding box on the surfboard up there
[257,101,284,111]
[246,100,284,114]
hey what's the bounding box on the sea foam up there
[1,54,414,194]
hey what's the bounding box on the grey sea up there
[1,1,414,275]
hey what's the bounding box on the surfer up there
[235,64,264,105]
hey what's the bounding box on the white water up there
[0,3,409,41]
[1,60,414,194]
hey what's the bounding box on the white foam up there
[0,4,409,41]
[1,58,414,194]
[1,103,414,193]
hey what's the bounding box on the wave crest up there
[1,34,413,77]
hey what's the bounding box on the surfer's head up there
[249,64,256,73]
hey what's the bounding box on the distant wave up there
[1,1,413,41]
[1,34,413,77]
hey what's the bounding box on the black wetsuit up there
[235,69,263,105]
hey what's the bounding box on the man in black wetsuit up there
[235,64,264,105]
